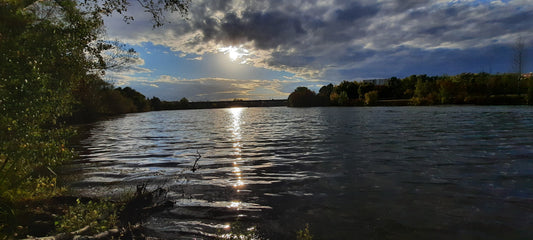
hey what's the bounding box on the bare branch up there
[191,150,201,172]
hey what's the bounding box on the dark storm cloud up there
[334,2,379,22]
[205,10,307,49]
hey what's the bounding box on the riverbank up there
[6,184,174,239]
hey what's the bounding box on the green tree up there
[0,4,98,234]
[288,87,317,107]
[364,90,379,105]
[116,87,151,112]
[330,91,349,106]
[358,82,375,100]
[317,84,333,106]
[437,78,457,104]
[412,75,438,105]
[387,77,403,98]
[337,81,359,99]
[526,77,533,105]
[318,84,334,97]
[0,0,102,191]
[150,97,163,110]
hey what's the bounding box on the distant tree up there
[116,87,151,112]
[337,81,359,99]
[358,82,375,99]
[318,84,334,97]
[103,89,137,114]
[527,77,533,105]
[437,78,457,104]
[288,87,317,107]
[401,75,418,98]
[330,91,349,106]
[150,97,163,110]
[387,77,403,98]
[412,76,438,105]
[364,91,379,105]
[317,84,334,106]
[179,97,190,108]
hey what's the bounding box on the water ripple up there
[62,106,533,239]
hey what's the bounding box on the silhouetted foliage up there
[288,87,318,107]
[179,97,190,107]
[150,97,163,111]
[337,81,360,99]
[364,91,379,105]
[527,77,533,105]
[316,84,333,106]
[289,73,531,107]
[116,87,151,112]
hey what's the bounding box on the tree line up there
[288,73,533,107]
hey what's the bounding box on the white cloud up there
[125,75,295,101]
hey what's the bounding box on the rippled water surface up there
[62,106,533,239]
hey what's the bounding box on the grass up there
[296,224,313,240]
[54,198,120,235]
[0,176,67,238]
[0,176,123,238]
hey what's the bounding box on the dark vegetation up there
[288,73,533,107]
[0,0,190,238]
[150,98,287,111]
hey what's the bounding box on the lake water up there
[62,106,533,239]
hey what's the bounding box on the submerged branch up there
[191,150,201,172]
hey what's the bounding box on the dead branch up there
[191,150,201,172]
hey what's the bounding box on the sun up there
[219,46,249,63]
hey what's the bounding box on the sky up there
[102,0,533,101]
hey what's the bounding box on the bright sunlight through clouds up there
[219,46,250,63]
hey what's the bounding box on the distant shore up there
[152,99,288,111]
[153,95,531,111]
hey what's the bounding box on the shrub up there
[296,224,313,240]
[55,199,120,235]
[364,90,379,106]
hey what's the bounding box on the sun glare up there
[219,46,249,63]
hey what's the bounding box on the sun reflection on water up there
[227,108,246,208]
